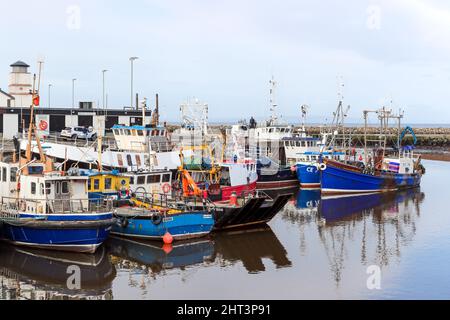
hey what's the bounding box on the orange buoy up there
[162,243,173,254]
[163,231,173,244]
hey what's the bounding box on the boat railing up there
[0,197,113,215]
[132,191,217,212]
[21,130,120,150]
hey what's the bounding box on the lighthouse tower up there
[8,60,32,107]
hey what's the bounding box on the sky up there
[0,0,449,124]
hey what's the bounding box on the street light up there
[129,57,138,109]
[48,84,52,108]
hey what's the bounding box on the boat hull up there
[321,162,422,194]
[112,211,214,241]
[0,212,114,253]
[211,194,292,230]
[256,165,298,190]
[296,163,320,188]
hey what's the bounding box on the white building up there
[0,88,15,107]
[8,60,32,107]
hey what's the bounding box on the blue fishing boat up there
[320,108,424,194]
[0,76,114,253]
[112,194,214,241]
[0,166,115,253]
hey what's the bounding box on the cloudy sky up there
[0,0,449,124]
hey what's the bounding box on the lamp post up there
[129,57,138,109]
[48,84,52,108]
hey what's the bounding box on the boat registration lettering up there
[203,214,212,219]
[163,217,173,222]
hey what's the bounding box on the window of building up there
[129,176,135,184]
[126,154,133,167]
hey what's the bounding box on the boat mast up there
[269,76,278,126]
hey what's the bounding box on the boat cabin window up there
[135,155,141,166]
[113,129,119,135]
[61,181,69,194]
[31,182,36,194]
[219,167,231,186]
[126,155,133,167]
[147,174,160,184]
[162,174,171,183]
[10,167,17,182]
[93,179,100,190]
[131,130,137,136]
[105,178,112,189]
[137,130,144,136]
[45,182,51,195]
[125,129,131,135]
[40,183,45,195]
[129,176,134,184]
[2,167,6,182]
[137,176,146,184]
[117,154,124,167]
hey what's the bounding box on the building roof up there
[0,88,15,100]
[10,60,30,68]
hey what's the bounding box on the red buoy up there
[163,232,173,244]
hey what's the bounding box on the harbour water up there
[0,160,447,300]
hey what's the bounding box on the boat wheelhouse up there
[124,169,174,196]
[112,125,171,153]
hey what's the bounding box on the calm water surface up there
[1,160,449,300]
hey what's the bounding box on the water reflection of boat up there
[212,226,292,273]
[295,189,321,210]
[0,244,115,300]
[316,188,425,285]
[108,226,291,275]
[319,188,423,222]
[106,236,214,273]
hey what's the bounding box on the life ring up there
[162,183,171,194]
[319,163,327,171]
[152,213,163,225]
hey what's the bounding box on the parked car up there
[61,126,97,140]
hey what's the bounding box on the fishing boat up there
[177,146,258,202]
[111,193,215,241]
[320,108,425,194]
[0,74,114,253]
